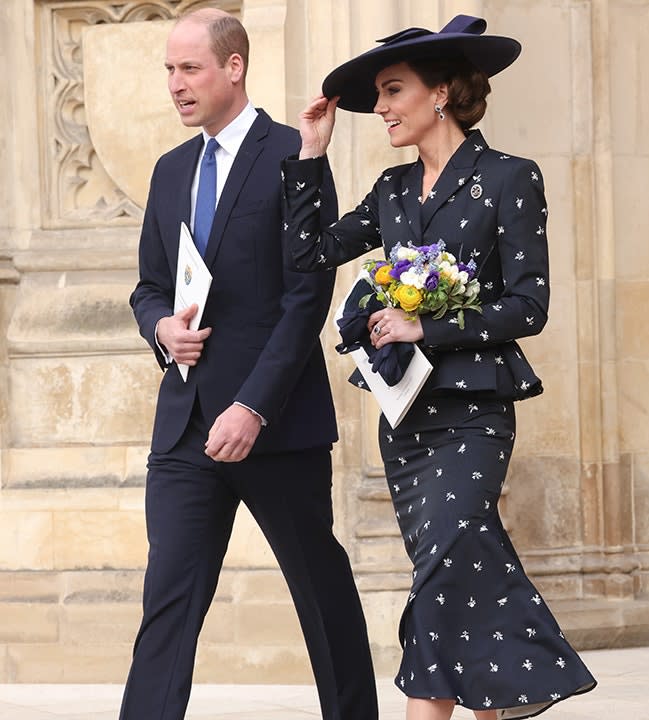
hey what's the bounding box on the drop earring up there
[434,103,445,120]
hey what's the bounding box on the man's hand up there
[157,304,212,366]
[205,404,262,462]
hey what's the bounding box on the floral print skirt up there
[379,396,596,719]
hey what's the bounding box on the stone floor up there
[0,647,645,719]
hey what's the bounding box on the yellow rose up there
[394,284,423,312]
[374,264,393,286]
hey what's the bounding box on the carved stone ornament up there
[38,0,239,228]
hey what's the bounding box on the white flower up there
[396,245,419,261]
[399,269,427,289]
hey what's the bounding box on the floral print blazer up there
[282,130,549,402]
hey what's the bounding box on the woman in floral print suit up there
[281,14,596,720]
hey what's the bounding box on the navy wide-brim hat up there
[322,14,521,113]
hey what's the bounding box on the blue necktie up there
[194,138,218,256]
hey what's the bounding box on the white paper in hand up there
[174,222,213,381]
[333,271,433,428]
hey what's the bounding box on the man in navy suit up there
[119,8,377,720]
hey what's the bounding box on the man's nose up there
[168,71,185,93]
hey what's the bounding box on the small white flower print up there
[480,525,488,532]
[436,594,446,605]
[498,451,505,461]
[458,520,469,530]
[460,218,468,229]
[473,561,483,572]
[296,181,305,191]
[522,659,533,671]
[430,544,438,555]
[393,484,400,494]
[454,662,464,674]
[467,597,477,608]
[518,695,528,703]
[388,192,397,200]
[515,250,525,260]
[536,276,546,286]
[456,379,467,389]
[536,225,545,235]
[399,675,405,687]
[497,226,505,235]
[412,477,419,486]
[394,215,401,223]
[484,281,494,289]
[429,631,439,641]
[460,630,470,641]
[436,468,443,477]
[497,597,508,607]
[402,187,410,196]
[480,331,490,341]
[469,403,479,413]
[495,355,504,365]
[458,177,466,186]
[484,500,491,509]
[427,664,438,673]
[550,693,561,700]
[521,380,530,391]
[317,254,326,264]
[484,198,493,207]
[299,230,310,240]
[493,631,504,640]
[492,303,503,311]
[313,199,321,208]
[386,434,393,443]
[485,427,496,436]
[410,671,415,681]
[490,662,499,672]
[472,471,483,479]
[474,353,482,362]
[398,457,407,466]
[360,219,370,226]
[506,563,517,573]
[383,174,392,181]
[516,197,524,209]
[483,697,493,708]
[475,144,484,151]
[421,496,427,506]
[443,558,453,568]
[458,443,466,454]
[526,627,537,637]
[427,405,438,414]
[500,154,511,160]
[414,433,420,442]
[531,170,539,181]
[556,657,566,668]
[427,448,434,456]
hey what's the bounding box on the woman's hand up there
[368,308,424,349]
[298,94,338,159]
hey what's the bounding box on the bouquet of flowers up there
[360,241,481,329]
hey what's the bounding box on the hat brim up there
[322,34,521,113]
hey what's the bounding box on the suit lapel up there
[420,130,489,233]
[399,161,423,242]
[178,136,203,228]
[202,110,270,268]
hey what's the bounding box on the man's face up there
[165,20,241,137]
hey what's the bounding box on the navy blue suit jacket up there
[131,109,338,454]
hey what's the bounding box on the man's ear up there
[226,53,245,84]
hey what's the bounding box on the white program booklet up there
[334,273,433,428]
[173,222,213,382]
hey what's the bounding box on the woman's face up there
[373,62,439,148]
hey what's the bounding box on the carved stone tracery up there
[37,0,238,228]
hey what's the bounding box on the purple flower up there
[390,259,412,279]
[425,270,440,290]
[458,262,475,280]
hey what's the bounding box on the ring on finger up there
[373,325,382,336]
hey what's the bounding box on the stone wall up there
[0,0,647,683]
